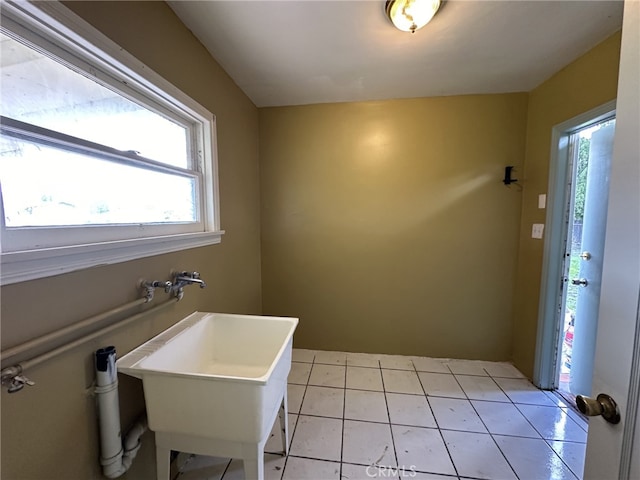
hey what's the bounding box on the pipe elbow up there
[101,455,127,479]
[123,416,148,454]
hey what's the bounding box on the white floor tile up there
[282,457,340,480]
[314,350,347,365]
[442,430,517,480]
[445,359,488,376]
[342,420,396,467]
[429,397,487,433]
[563,407,589,432]
[265,413,298,454]
[410,470,459,480]
[341,463,399,479]
[346,366,384,391]
[411,357,450,374]
[288,362,312,385]
[516,404,588,442]
[287,384,306,414]
[379,354,415,370]
[493,377,557,406]
[263,455,288,480]
[342,467,453,480]
[221,454,285,480]
[456,375,510,402]
[346,352,381,368]
[386,392,437,428]
[178,456,229,480]
[345,389,389,423]
[223,350,584,480]
[382,369,424,394]
[289,415,342,461]
[494,435,578,480]
[471,400,540,438]
[391,425,456,476]
[418,372,466,399]
[300,386,344,418]
[308,364,346,388]
[482,361,525,378]
[550,440,586,478]
[409,473,460,480]
[544,390,572,408]
[292,348,315,363]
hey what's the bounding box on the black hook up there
[503,166,518,185]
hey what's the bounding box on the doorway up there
[533,100,616,396]
[557,117,616,399]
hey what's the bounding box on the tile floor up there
[177,350,588,480]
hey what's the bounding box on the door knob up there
[579,251,592,260]
[571,278,588,286]
[575,393,620,424]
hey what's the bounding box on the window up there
[0,1,222,285]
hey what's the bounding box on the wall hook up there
[503,166,518,185]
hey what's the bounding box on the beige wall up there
[260,94,529,360]
[511,31,622,378]
[1,2,261,479]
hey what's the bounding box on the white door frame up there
[533,100,616,390]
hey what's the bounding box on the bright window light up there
[0,1,221,284]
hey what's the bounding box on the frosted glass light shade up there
[385,0,441,33]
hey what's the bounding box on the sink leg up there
[243,458,263,480]
[155,445,171,480]
[279,393,289,455]
[242,444,264,480]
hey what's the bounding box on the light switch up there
[538,194,546,209]
[532,223,545,239]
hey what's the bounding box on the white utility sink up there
[117,311,298,480]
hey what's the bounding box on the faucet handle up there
[15,375,35,386]
[6,374,35,393]
[185,271,200,278]
[177,271,200,280]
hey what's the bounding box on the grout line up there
[217,458,233,480]
[415,364,460,478]
[450,369,471,401]
[279,353,315,479]
[490,374,548,442]
[540,436,586,479]
[414,361,441,430]
[465,381,520,480]
[339,358,346,480]
[549,389,590,430]
[435,426,460,478]
[377,358,400,473]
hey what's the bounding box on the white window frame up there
[0,1,223,285]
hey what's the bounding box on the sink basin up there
[117,311,298,479]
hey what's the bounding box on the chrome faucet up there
[173,271,207,289]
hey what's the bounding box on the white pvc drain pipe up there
[95,346,147,478]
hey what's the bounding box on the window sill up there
[0,230,224,285]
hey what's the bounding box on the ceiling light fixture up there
[385,0,441,34]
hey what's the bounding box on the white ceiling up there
[168,1,623,108]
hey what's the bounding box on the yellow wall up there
[1,2,261,478]
[260,94,529,360]
[511,31,622,377]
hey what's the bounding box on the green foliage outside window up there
[573,137,590,223]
